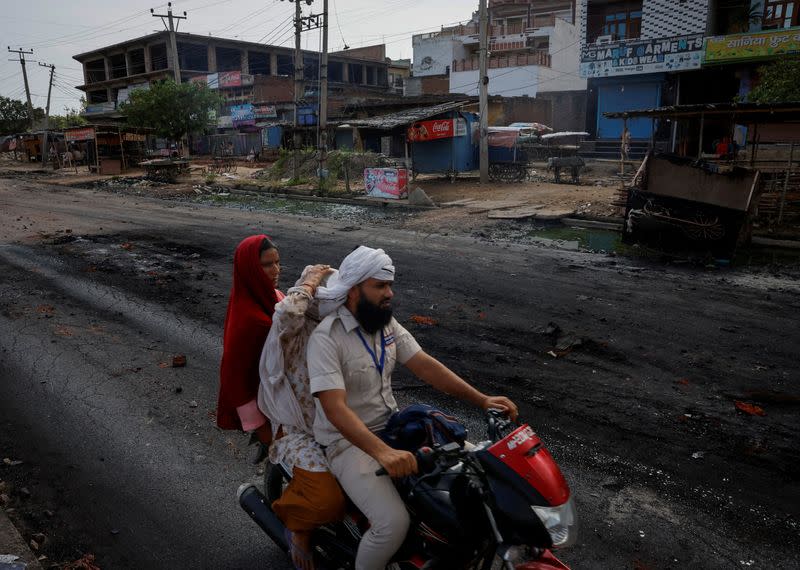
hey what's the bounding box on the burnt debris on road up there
[0,175,798,570]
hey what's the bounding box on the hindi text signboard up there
[65,127,96,142]
[705,28,800,63]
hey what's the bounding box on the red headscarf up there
[216,234,282,430]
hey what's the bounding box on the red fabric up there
[217,235,282,430]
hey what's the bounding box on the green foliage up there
[205,172,217,184]
[749,57,800,104]
[0,96,44,134]
[48,107,87,130]
[121,80,221,142]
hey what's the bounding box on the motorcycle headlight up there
[532,497,578,548]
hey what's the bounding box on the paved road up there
[1,177,798,569]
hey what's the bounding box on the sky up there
[0,0,479,114]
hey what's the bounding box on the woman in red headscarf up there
[217,234,285,441]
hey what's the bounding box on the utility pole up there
[39,62,55,166]
[7,47,35,128]
[292,0,304,179]
[152,2,187,83]
[478,0,489,184]
[318,0,329,190]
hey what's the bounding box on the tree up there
[120,80,220,142]
[48,107,88,130]
[748,57,800,104]
[0,96,44,134]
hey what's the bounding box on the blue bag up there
[381,404,467,452]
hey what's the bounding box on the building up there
[410,0,587,131]
[72,31,393,128]
[578,0,710,144]
[700,0,800,148]
[578,0,799,150]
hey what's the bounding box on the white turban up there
[316,246,395,318]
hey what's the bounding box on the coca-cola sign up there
[407,119,454,142]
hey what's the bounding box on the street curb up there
[0,508,43,570]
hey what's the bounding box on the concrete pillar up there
[342,60,349,82]
[106,87,113,105]
[208,44,217,73]
[270,53,278,76]
[362,64,367,85]
[144,45,152,73]
[125,52,132,77]
[104,56,111,81]
[241,49,249,74]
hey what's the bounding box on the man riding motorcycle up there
[309,246,518,570]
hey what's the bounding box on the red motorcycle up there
[239,410,576,569]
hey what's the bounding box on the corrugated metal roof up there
[337,101,468,130]
[603,101,800,120]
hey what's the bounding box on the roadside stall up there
[64,125,150,174]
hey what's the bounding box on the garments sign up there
[65,127,96,142]
[705,28,800,63]
[364,168,409,199]
[231,104,255,126]
[407,118,466,142]
[580,34,703,78]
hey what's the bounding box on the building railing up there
[452,50,551,72]
[439,14,557,38]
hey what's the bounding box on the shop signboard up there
[364,168,409,199]
[254,105,277,118]
[231,104,255,126]
[217,115,234,128]
[705,28,800,63]
[65,127,96,142]
[207,73,219,89]
[219,71,242,88]
[407,118,466,142]
[580,33,703,78]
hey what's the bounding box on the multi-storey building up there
[73,31,393,127]
[578,0,799,147]
[411,0,587,131]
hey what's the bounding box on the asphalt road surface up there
[1,176,798,569]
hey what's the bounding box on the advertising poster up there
[364,168,409,199]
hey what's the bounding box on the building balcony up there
[453,50,551,72]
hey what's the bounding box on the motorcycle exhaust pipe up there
[237,483,289,552]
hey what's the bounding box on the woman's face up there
[259,248,280,286]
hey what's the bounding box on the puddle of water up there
[527,225,623,253]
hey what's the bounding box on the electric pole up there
[7,47,35,128]
[39,62,55,166]
[319,0,329,190]
[152,2,187,83]
[479,0,489,184]
[292,0,304,179]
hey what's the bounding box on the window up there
[602,9,641,39]
[763,0,799,29]
[587,1,643,42]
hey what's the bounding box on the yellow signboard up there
[705,28,800,63]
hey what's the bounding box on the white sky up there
[1,0,479,114]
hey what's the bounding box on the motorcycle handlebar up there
[375,445,453,477]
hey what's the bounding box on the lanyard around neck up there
[356,328,386,376]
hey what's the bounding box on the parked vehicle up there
[239,410,577,569]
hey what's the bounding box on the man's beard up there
[355,296,393,334]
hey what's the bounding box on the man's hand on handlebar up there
[481,395,519,422]
[375,448,418,478]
